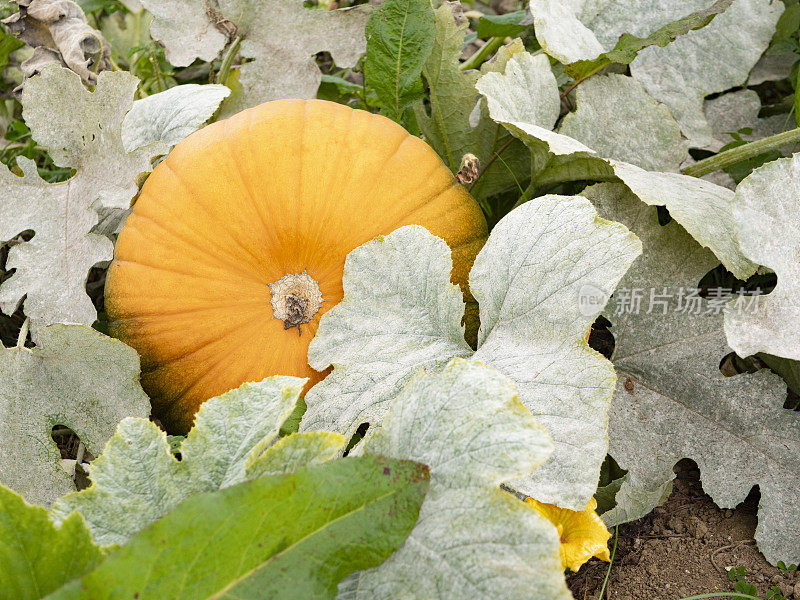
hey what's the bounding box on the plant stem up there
[460,36,505,71]
[150,47,165,93]
[682,128,800,177]
[675,594,762,600]
[16,317,29,348]
[216,35,242,85]
[73,442,85,477]
[468,136,514,192]
[596,523,618,600]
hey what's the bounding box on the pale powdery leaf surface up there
[558,74,688,172]
[469,195,640,507]
[725,155,800,361]
[609,163,756,280]
[121,84,230,152]
[0,325,149,507]
[703,89,791,153]
[586,183,799,566]
[22,66,164,210]
[527,0,713,64]
[476,51,757,280]
[140,0,369,111]
[0,159,111,336]
[630,0,783,148]
[337,359,571,600]
[748,52,797,85]
[304,196,641,510]
[475,52,594,158]
[51,377,346,546]
[302,226,473,434]
[0,67,164,336]
[245,431,345,479]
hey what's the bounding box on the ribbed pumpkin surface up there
[105,99,488,433]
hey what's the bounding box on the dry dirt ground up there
[567,460,798,600]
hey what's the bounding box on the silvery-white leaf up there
[558,74,689,172]
[528,0,712,64]
[340,358,571,600]
[1,67,164,335]
[476,51,757,279]
[725,155,800,360]
[92,208,131,238]
[22,67,165,210]
[140,0,369,112]
[748,51,797,85]
[587,183,799,566]
[0,325,150,506]
[0,158,111,335]
[601,476,673,527]
[138,0,226,66]
[51,377,311,546]
[121,83,230,151]
[630,0,783,148]
[302,225,472,436]
[610,162,757,279]
[470,194,641,508]
[704,89,791,152]
[304,195,641,511]
[475,52,595,158]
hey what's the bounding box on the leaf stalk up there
[216,35,243,85]
[460,36,504,72]
[682,128,800,178]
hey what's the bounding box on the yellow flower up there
[525,496,612,572]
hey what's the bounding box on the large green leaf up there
[413,3,528,200]
[0,325,150,507]
[0,485,102,600]
[49,456,429,600]
[303,193,641,510]
[338,358,571,600]
[586,183,800,567]
[365,0,434,120]
[51,377,346,546]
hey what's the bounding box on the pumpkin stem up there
[269,271,323,334]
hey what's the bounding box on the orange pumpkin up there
[105,99,488,433]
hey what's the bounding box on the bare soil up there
[567,460,798,600]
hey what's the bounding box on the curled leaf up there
[2,0,110,91]
[139,0,370,111]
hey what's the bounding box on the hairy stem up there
[216,35,243,85]
[460,36,504,71]
[682,128,800,178]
